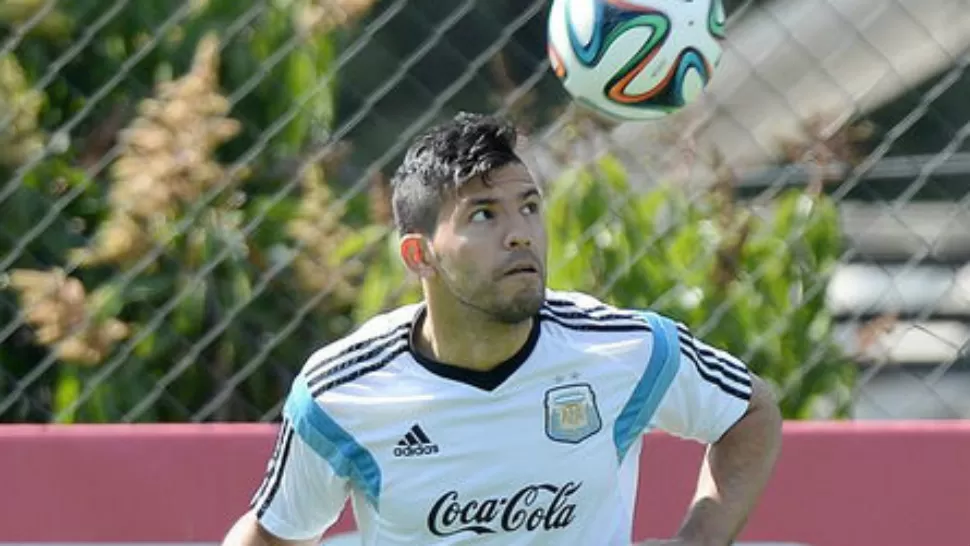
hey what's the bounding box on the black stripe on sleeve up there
[677,324,748,374]
[678,335,751,401]
[306,330,410,386]
[305,323,411,379]
[253,420,296,518]
[543,298,643,321]
[541,299,651,333]
[310,345,408,397]
[678,334,752,388]
[540,310,651,333]
[250,418,288,508]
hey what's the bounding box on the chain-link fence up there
[0,0,968,424]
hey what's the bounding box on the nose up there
[504,216,533,250]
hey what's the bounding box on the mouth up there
[503,263,540,277]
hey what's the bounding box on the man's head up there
[390,112,547,324]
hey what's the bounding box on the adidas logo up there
[393,423,439,458]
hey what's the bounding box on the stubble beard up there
[435,258,546,325]
[484,280,546,324]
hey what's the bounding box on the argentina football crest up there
[544,383,602,444]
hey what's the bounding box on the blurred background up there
[1,0,968,426]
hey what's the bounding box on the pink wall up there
[1,421,968,546]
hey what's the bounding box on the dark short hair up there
[390,111,522,235]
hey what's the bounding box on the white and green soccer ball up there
[547,0,726,121]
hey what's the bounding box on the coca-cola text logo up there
[426,481,581,537]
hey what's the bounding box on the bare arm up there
[672,374,783,546]
[221,510,321,546]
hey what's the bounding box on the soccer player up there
[222,112,783,546]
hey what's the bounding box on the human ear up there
[399,234,436,278]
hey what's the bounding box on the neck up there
[417,301,534,372]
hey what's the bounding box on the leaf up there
[245,196,301,248]
[596,154,631,192]
[53,368,81,424]
[279,48,318,153]
[88,282,126,320]
[133,330,156,359]
[332,225,388,263]
[173,275,208,337]
[230,261,254,304]
[352,235,408,322]
[666,222,703,281]
[126,275,175,304]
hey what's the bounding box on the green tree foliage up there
[543,154,856,419]
[0,0,393,423]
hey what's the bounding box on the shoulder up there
[543,289,612,310]
[277,306,422,454]
[540,289,652,334]
[539,290,695,374]
[296,303,420,395]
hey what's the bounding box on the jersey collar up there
[406,304,542,392]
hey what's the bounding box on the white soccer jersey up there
[250,290,752,545]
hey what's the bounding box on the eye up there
[469,209,493,223]
[522,201,540,215]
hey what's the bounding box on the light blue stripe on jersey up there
[613,311,682,463]
[284,377,382,508]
